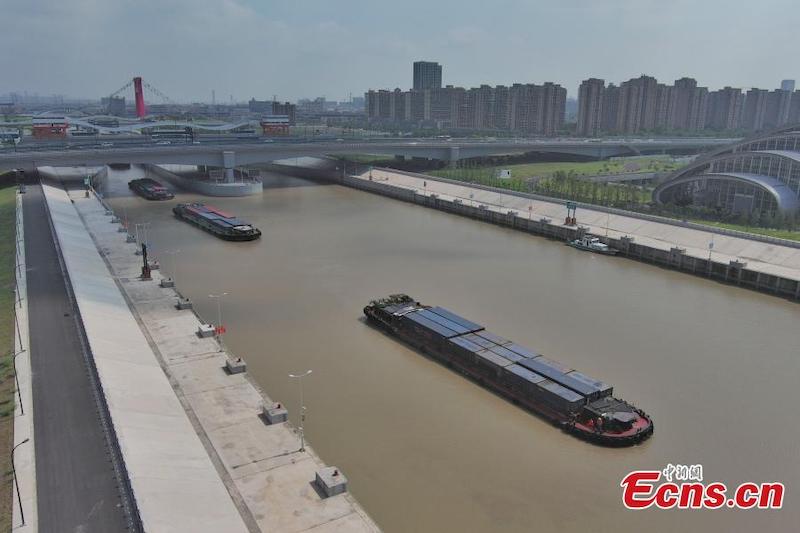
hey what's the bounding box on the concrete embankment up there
[61,185,380,532]
[41,183,250,532]
[340,169,800,301]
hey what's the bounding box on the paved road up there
[23,184,128,532]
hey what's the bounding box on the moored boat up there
[172,202,261,241]
[364,294,653,447]
[568,234,618,255]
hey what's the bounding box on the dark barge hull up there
[128,179,174,200]
[173,209,261,241]
[364,297,653,447]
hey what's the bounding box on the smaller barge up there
[173,203,261,241]
[128,178,174,200]
[364,294,653,447]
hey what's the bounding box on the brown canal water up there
[102,166,798,533]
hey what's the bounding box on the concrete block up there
[160,278,175,288]
[197,324,215,338]
[111,216,121,223]
[263,402,288,425]
[149,261,160,270]
[315,467,348,498]
[126,234,137,243]
[226,357,246,374]
[117,225,128,233]
[175,298,193,310]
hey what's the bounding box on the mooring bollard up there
[315,467,348,498]
[262,402,288,425]
[226,357,246,374]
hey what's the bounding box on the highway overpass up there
[0,138,735,174]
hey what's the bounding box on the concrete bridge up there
[0,138,735,175]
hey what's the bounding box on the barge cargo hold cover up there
[173,203,261,241]
[128,178,174,200]
[364,294,653,447]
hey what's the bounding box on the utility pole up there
[12,438,30,526]
[288,370,312,452]
[208,292,228,342]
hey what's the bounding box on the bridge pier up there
[222,151,236,183]
[448,146,460,168]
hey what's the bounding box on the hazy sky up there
[1,0,797,102]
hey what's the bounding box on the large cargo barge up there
[173,203,261,241]
[364,294,653,447]
[128,178,174,200]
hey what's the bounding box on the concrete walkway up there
[24,184,129,532]
[42,184,249,533]
[69,188,380,532]
[360,169,800,282]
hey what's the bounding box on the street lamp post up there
[12,350,24,415]
[10,289,23,352]
[165,249,181,284]
[208,292,228,341]
[288,370,312,452]
[12,437,30,526]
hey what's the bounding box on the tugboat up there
[364,294,653,447]
[128,178,174,200]
[567,234,618,255]
[173,203,261,241]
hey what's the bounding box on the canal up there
[103,166,798,533]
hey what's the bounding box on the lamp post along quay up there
[208,292,228,341]
[12,437,30,526]
[12,350,24,415]
[289,370,312,452]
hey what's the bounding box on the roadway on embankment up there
[23,184,129,532]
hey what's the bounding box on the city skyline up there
[1,0,798,102]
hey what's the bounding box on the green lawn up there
[0,185,18,533]
[690,220,800,242]
[431,156,680,181]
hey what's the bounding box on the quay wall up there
[341,175,800,301]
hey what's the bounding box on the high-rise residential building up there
[365,89,392,120]
[541,82,566,136]
[789,90,800,124]
[493,86,511,130]
[576,78,605,137]
[610,75,660,133]
[688,87,709,131]
[601,84,620,132]
[781,79,795,92]
[655,84,673,130]
[707,87,744,130]
[413,61,442,91]
[742,88,769,131]
[668,77,697,130]
[763,89,792,129]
